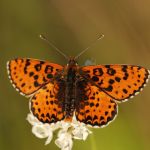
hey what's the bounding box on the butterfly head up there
[68,56,78,66]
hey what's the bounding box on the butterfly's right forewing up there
[81,65,150,101]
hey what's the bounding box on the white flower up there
[55,129,73,150]
[26,113,92,149]
[27,113,60,145]
[32,124,53,145]
[32,124,51,138]
[72,123,92,140]
[60,121,71,131]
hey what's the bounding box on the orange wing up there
[80,65,150,101]
[75,80,117,127]
[7,58,63,96]
[30,82,65,123]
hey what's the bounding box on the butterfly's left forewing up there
[80,65,150,101]
[7,58,63,96]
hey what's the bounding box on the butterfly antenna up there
[75,34,104,60]
[39,34,68,60]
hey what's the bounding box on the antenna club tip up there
[98,34,104,40]
[39,34,46,40]
[101,34,105,37]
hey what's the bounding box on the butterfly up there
[7,57,150,127]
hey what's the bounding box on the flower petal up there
[45,132,53,145]
[26,113,41,125]
[32,124,51,139]
[55,131,73,150]
[72,124,92,140]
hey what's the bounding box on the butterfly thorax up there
[63,58,78,120]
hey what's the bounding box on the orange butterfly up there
[7,35,150,127]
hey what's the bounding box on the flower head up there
[26,113,92,150]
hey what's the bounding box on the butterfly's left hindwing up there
[81,65,150,101]
[30,81,65,123]
[7,58,63,96]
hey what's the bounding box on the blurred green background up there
[0,0,150,150]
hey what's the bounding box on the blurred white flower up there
[84,58,96,66]
[26,113,92,150]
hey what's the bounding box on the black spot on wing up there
[29,72,34,77]
[115,77,121,82]
[24,59,31,74]
[90,102,94,107]
[105,65,110,68]
[107,68,116,76]
[34,64,42,71]
[104,85,113,92]
[92,76,99,82]
[109,79,115,84]
[34,81,40,87]
[34,75,39,80]
[123,88,128,94]
[123,72,129,80]
[45,65,53,74]
[93,68,104,76]
[21,83,25,87]
[122,65,127,72]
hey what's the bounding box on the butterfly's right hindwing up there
[75,79,117,127]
